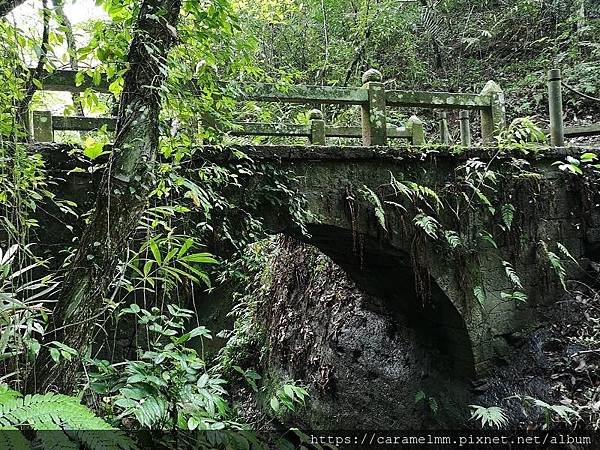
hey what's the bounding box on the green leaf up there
[283,385,295,400]
[142,260,154,277]
[177,238,194,258]
[580,152,597,162]
[50,348,60,363]
[187,416,199,430]
[414,391,426,404]
[149,240,162,265]
[82,139,104,160]
[270,396,279,412]
[75,71,85,87]
[474,286,486,307]
[179,253,217,264]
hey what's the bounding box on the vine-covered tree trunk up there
[28,0,182,393]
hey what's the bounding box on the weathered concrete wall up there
[249,235,598,430]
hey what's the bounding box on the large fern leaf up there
[0,391,135,450]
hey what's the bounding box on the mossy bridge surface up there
[31,68,600,378]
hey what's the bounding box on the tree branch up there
[16,0,50,129]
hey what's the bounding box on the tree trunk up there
[28,0,182,394]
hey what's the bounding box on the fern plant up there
[0,384,135,449]
[413,213,439,239]
[360,186,387,231]
[469,404,508,429]
[511,395,581,428]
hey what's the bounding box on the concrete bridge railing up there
[27,68,506,146]
[545,68,600,146]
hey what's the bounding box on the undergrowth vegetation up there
[0,0,599,445]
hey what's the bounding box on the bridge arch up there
[293,223,476,378]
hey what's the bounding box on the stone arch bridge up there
[199,143,600,379]
[29,68,600,380]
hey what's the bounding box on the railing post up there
[308,109,325,145]
[438,111,450,144]
[407,115,425,145]
[361,69,387,146]
[480,80,506,144]
[459,110,471,146]
[548,69,565,147]
[30,110,54,142]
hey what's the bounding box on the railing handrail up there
[32,69,494,110]
[28,68,507,146]
[31,113,424,145]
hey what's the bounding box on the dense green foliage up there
[0,0,599,445]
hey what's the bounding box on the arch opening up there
[299,224,475,378]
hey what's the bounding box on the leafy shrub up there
[88,303,232,431]
[0,245,57,383]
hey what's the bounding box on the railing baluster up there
[480,80,505,144]
[31,110,54,142]
[407,115,425,145]
[361,69,387,146]
[548,69,565,147]
[439,111,450,144]
[309,109,325,145]
[460,110,471,146]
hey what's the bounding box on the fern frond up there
[388,173,442,211]
[0,385,21,404]
[469,404,508,429]
[502,261,523,289]
[547,251,567,290]
[444,231,462,249]
[557,243,579,266]
[501,204,515,230]
[69,430,136,450]
[407,182,443,210]
[0,392,135,450]
[473,286,486,306]
[474,188,495,215]
[360,186,386,231]
[36,427,79,450]
[413,214,439,239]
[500,290,528,302]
